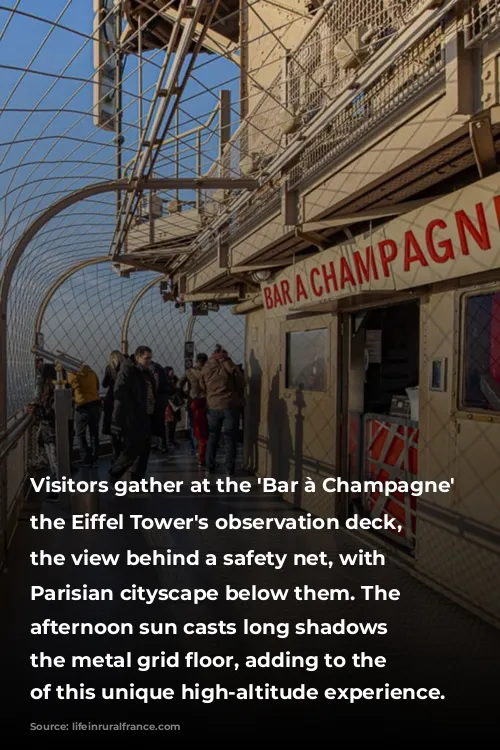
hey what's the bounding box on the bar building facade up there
[124,1,500,624]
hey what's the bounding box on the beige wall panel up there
[231,213,285,266]
[187,257,222,293]
[417,518,500,620]
[244,308,273,476]
[418,291,457,507]
[454,419,500,529]
[417,286,500,621]
[263,314,283,478]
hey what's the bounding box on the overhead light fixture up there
[251,269,273,283]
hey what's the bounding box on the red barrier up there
[363,416,419,547]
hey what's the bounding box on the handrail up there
[0,412,33,465]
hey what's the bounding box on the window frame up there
[283,324,330,394]
[456,283,500,420]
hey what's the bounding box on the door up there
[278,313,339,517]
[337,312,366,522]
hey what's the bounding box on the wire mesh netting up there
[191,306,245,366]
[0,1,437,420]
[0,0,245,417]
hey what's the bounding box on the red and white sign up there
[262,173,500,317]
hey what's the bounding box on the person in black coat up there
[108,346,157,485]
[102,350,124,464]
[150,360,169,452]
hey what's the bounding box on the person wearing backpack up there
[199,345,245,477]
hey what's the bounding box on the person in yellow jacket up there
[58,362,102,468]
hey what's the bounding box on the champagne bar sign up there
[93,0,118,131]
[261,173,500,318]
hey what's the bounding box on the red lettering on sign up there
[426,219,455,263]
[296,274,308,301]
[404,230,429,271]
[339,257,356,289]
[353,246,379,284]
[280,280,292,305]
[273,283,283,307]
[263,286,274,309]
[322,261,338,292]
[378,239,398,278]
[310,267,323,297]
[455,202,490,255]
[494,194,500,228]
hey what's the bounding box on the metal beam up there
[118,250,195,260]
[159,6,240,64]
[231,293,263,315]
[295,228,326,251]
[183,291,240,302]
[136,177,258,190]
[114,0,222,257]
[114,257,170,274]
[229,260,293,272]
[121,275,166,354]
[219,90,232,165]
[301,197,449,231]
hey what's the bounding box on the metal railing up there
[288,21,446,190]
[464,0,500,47]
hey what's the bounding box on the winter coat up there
[102,362,121,435]
[199,354,245,410]
[150,362,169,438]
[111,357,157,439]
[67,365,100,406]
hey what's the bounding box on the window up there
[461,291,500,412]
[285,328,328,392]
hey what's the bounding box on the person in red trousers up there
[180,353,209,467]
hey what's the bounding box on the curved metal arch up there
[34,256,111,336]
[121,275,165,355]
[0,175,257,431]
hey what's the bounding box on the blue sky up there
[0,1,243,415]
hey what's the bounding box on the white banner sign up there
[261,173,500,317]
